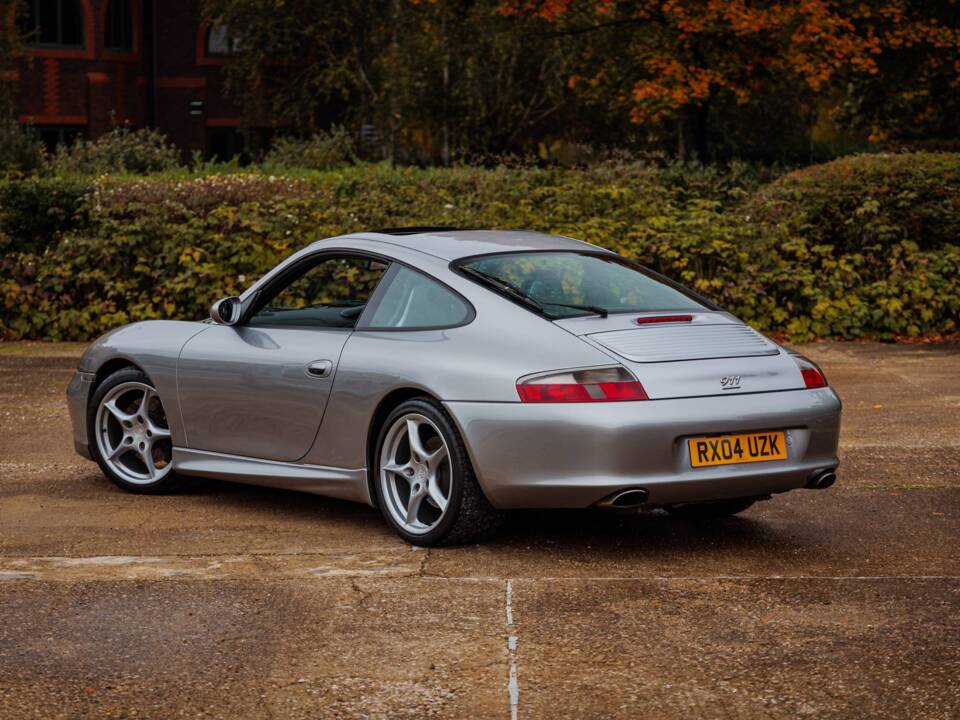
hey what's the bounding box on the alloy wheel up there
[379,413,452,536]
[95,381,173,485]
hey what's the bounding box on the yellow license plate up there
[688,431,787,468]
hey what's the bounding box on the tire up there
[665,497,756,519]
[88,367,184,494]
[373,397,503,546]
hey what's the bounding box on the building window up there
[207,127,271,164]
[105,0,133,51]
[31,125,85,152]
[20,0,86,48]
[205,24,240,56]
[207,127,244,163]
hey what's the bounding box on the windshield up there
[458,252,709,319]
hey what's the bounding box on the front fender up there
[76,320,210,447]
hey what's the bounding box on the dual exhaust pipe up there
[598,468,838,510]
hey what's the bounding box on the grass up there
[0,341,87,357]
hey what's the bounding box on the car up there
[67,228,842,546]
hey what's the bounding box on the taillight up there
[792,355,828,389]
[517,367,648,403]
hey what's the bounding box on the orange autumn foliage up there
[499,0,960,126]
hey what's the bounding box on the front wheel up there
[374,398,502,546]
[88,367,184,494]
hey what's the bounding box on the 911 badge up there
[720,375,742,390]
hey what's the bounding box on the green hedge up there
[0,177,92,254]
[746,152,960,252]
[1,154,958,342]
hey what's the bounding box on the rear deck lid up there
[588,315,778,362]
[555,312,805,399]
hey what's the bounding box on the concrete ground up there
[0,340,957,719]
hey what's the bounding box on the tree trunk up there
[678,103,710,161]
[441,12,450,167]
[387,0,400,167]
[690,102,709,161]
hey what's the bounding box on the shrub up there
[0,176,92,254]
[0,155,957,342]
[46,128,182,176]
[745,152,960,252]
[263,127,357,171]
[629,201,959,340]
[0,119,46,175]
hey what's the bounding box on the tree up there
[203,0,959,162]
[838,1,960,147]
[500,1,893,159]
[202,0,577,163]
[0,0,26,119]
[200,0,386,135]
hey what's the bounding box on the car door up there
[177,252,391,462]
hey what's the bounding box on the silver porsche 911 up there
[67,228,841,545]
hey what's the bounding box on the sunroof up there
[374,226,462,235]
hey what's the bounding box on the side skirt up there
[173,447,372,505]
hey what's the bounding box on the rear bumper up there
[445,388,841,509]
[66,371,96,460]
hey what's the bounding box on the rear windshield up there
[458,251,709,319]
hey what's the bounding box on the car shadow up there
[172,477,803,559]
[175,475,382,521]
[494,507,777,551]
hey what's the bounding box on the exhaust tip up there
[807,470,837,490]
[817,472,837,489]
[597,488,650,509]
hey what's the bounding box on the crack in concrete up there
[424,574,960,582]
[349,578,372,608]
[1,554,956,584]
[417,547,432,577]
[0,554,428,582]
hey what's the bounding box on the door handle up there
[306,360,333,378]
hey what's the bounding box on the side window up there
[366,266,471,329]
[249,255,389,329]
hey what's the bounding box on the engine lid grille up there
[588,323,779,363]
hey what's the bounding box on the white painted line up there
[508,660,519,720]
[505,579,519,719]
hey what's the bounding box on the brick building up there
[15,0,259,159]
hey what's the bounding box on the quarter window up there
[366,266,471,329]
[105,0,133,51]
[248,256,390,329]
[20,0,85,48]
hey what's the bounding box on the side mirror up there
[210,296,241,325]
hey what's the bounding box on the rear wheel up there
[88,367,183,494]
[666,497,756,519]
[374,398,502,546]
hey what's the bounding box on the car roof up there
[323,229,612,261]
